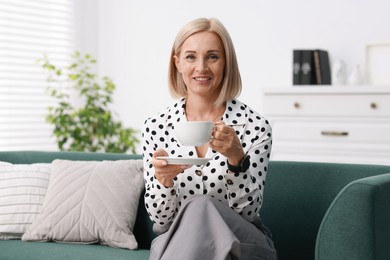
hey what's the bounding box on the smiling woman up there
[142,17,276,260]
[0,0,76,151]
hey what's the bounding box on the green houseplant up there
[40,51,139,153]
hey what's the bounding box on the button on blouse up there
[142,98,272,230]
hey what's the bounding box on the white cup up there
[174,121,214,146]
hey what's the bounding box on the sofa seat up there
[0,240,150,260]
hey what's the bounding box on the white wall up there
[78,0,390,152]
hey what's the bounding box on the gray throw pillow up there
[22,159,144,250]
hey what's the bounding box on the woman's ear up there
[174,55,182,73]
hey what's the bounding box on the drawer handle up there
[370,102,377,109]
[321,131,349,136]
[293,102,300,109]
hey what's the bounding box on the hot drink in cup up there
[175,121,214,146]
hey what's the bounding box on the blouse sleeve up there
[224,117,272,222]
[142,117,178,229]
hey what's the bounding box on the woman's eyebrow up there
[183,50,221,54]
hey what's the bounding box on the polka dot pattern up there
[142,98,272,229]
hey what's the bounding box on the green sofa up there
[0,151,389,260]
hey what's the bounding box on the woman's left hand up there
[209,121,245,166]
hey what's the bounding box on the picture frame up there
[365,43,390,85]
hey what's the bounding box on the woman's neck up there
[185,96,226,122]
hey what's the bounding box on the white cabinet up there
[261,86,390,165]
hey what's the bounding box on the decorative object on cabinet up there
[332,59,347,85]
[365,43,390,85]
[292,49,331,85]
[347,65,364,85]
[261,86,390,165]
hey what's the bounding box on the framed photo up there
[365,43,390,85]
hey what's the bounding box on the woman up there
[142,17,276,260]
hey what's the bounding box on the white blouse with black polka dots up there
[142,98,272,229]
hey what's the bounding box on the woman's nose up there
[195,59,207,72]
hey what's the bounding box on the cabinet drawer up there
[263,94,390,117]
[270,119,390,143]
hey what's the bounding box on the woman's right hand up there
[152,149,192,187]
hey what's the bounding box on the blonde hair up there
[168,18,242,107]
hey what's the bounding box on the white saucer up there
[156,157,212,165]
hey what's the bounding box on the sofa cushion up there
[0,163,51,239]
[22,159,144,250]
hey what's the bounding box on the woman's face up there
[175,31,225,100]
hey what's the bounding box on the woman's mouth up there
[193,77,211,82]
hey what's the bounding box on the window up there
[0,0,76,151]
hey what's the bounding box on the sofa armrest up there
[315,173,390,260]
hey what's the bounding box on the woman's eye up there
[208,54,219,61]
[185,55,196,62]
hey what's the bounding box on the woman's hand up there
[209,121,245,166]
[152,149,191,187]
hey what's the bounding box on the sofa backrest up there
[260,161,390,260]
[0,151,156,249]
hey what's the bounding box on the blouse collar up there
[166,98,247,128]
